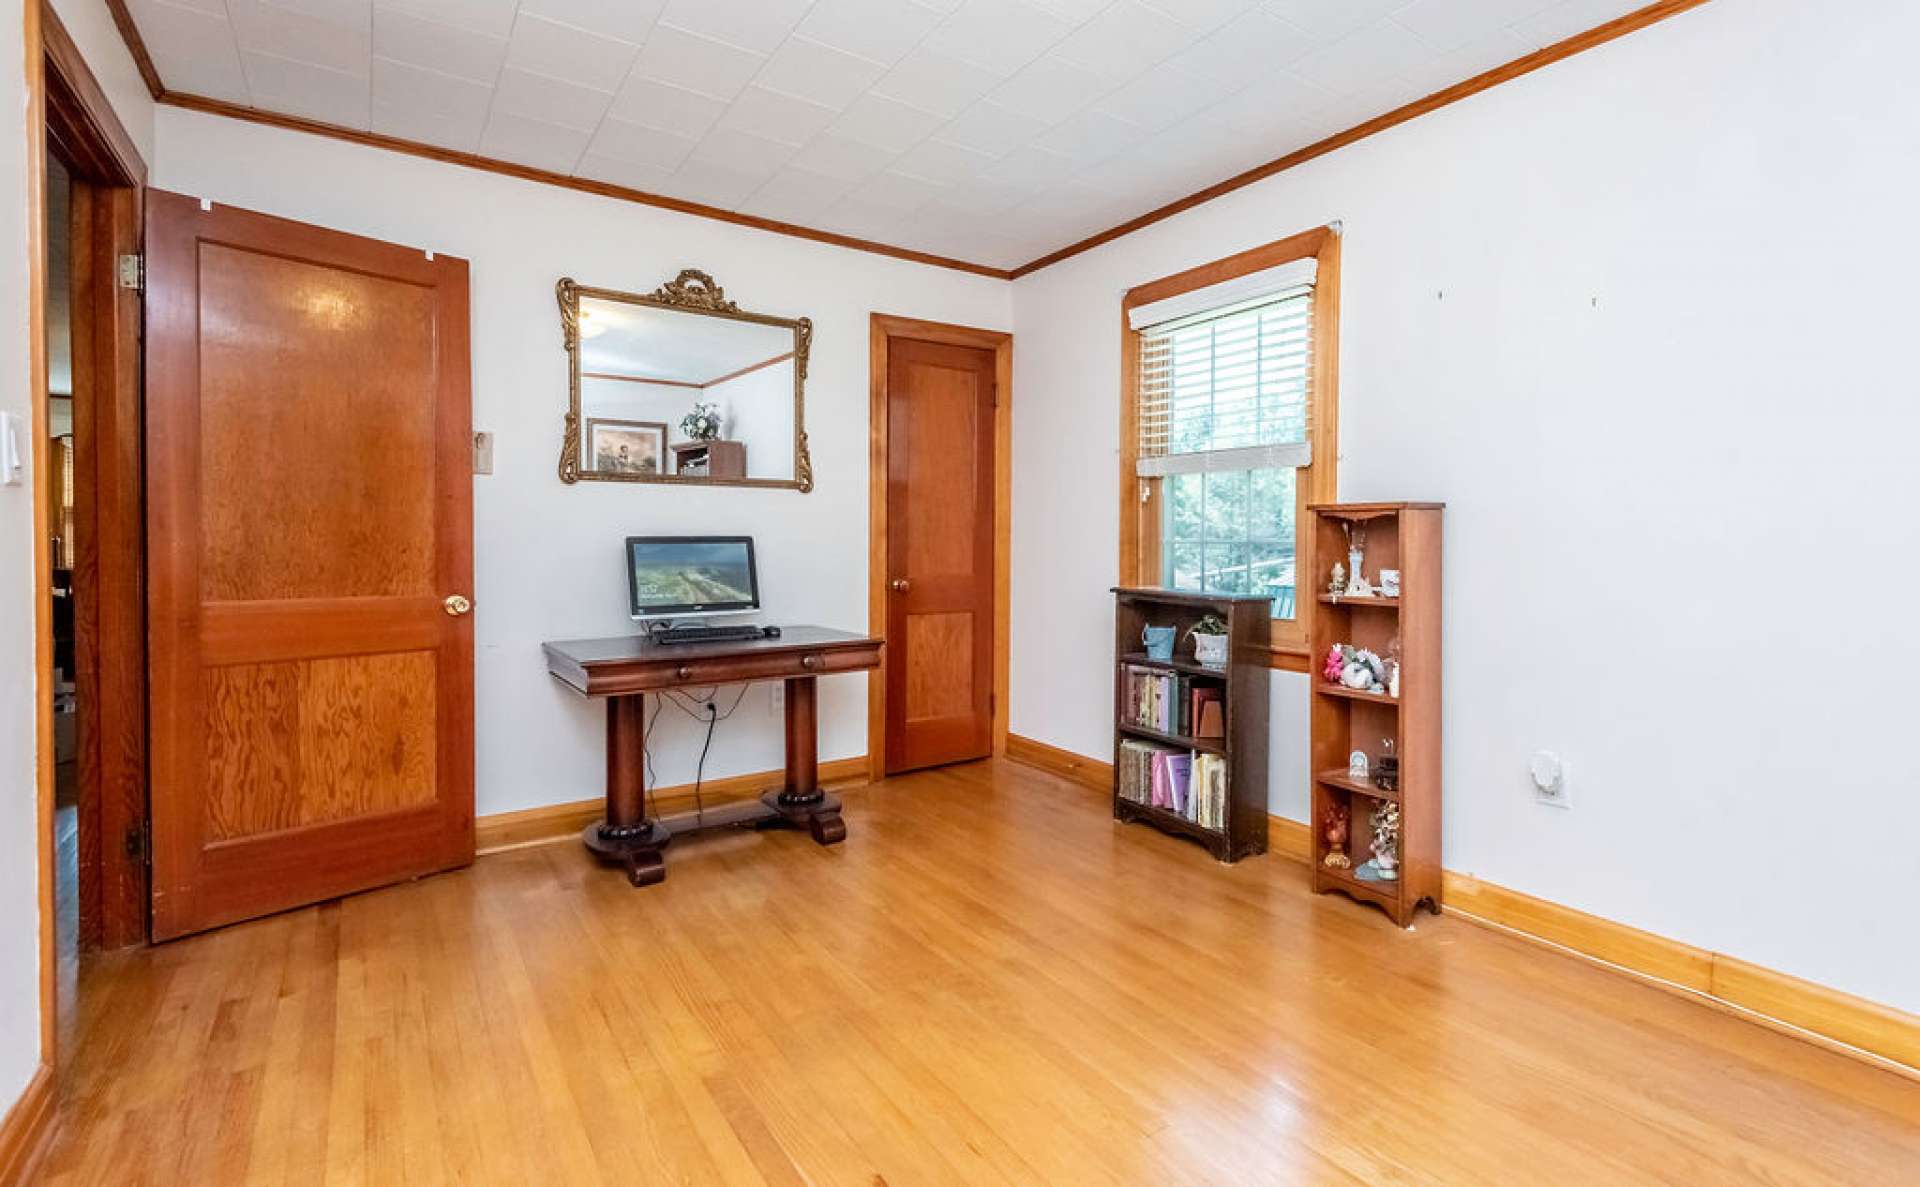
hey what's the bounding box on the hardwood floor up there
[43,760,1920,1185]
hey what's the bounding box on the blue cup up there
[1142,625,1176,661]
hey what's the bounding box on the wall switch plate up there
[472,431,493,475]
[0,412,21,485]
[1531,751,1571,808]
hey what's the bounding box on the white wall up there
[1010,0,1920,1014]
[48,0,153,166]
[709,361,795,481]
[154,106,1011,818]
[1,0,44,1118]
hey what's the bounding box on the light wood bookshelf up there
[1307,502,1443,926]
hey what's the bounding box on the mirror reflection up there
[566,281,805,486]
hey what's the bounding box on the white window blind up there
[1134,259,1316,478]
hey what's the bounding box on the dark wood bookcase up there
[1111,588,1270,862]
[1306,503,1443,926]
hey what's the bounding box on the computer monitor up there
[626,536,760,621]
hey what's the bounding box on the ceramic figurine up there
[1328,561,1346,596]
[1372,738,1399,793]
[1344,568,1375,597]
[1380,569,1402,597]
[1322,643,1345,683]
[1322,804,1351,869]
[1342,523,1369,596]
[1348,749,1369,781]
[1387,660,1401,699]
[1371,802,1400,881]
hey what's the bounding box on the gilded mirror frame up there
[557,269,814,491]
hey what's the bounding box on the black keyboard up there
[650,624,776,645]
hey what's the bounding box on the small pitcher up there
[1142,625,1176,661]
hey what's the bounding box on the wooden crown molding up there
[110,2,1710,278]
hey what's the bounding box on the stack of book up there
[1121,665,1224,738]
[1117,739,1229,830]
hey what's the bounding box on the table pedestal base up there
[581,790,845,887]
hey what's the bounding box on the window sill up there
[1267,641,1310,673]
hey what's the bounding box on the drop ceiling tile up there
[491,65,615,132]
[1392,0,1555,54]
[987,55,1112,124]
[135,0,224,14]
[371,96,488,150]
[377,0,519,40]
[1091,60,1242,134]
[630,24,767,102]
[890,136,998,184]
[1032,108,1144,165]
[852,168,950,212]
[1291,19,1433,95]
[921,0,1074,76]
[757,37,889,111]
[242,51,371,126]
[575,151,680,193]
[976,142,1078,189]
[795,132,897,182]
[658,0,813,56]
[715,86,842,147]
[373,8,509,82]
[586,116,700,170]
[655,156,774,207]
[1028,0,1109,22]
[928,173,1042,216]
[826,93,946,153]
[126,0,251,104]
[795,0,944,68]
[264,0,373,30]
[935,100,1048,156]
[1394,28,1529,96]
[1172,7,1315,83]
[1508,0,1639,49]
[739,167,856,222]
[606,76,728,138]
[505,13,639,92]
[1140,0,1259,32]
[815,196,914,242]
[520,0,667,44]
[373,55,492,121]
[1196,68,1334,137]
[1050,1,1191,85]
[228,0,370,78]
[872,47,1004,119]
[687,126,800,181]
[479,108,594,172]
[1260,0,1401,42]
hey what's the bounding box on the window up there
[1120,227,1339,661]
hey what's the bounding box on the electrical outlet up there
[770,682,784,714]
[1531,751,1571,808]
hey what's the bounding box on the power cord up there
[655,685,750,827]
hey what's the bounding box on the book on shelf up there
[1117,738,1225,830]
[1123,665,1224,738]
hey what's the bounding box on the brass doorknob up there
[443,594,473,617]
[890,579,911,593]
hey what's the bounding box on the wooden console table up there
[543,626,883,886]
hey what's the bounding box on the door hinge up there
[125,820,150,866]
[118,253,144,292]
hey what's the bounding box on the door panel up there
[886,339,995,773]
[146,190,474,940]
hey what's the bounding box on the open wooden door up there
[145,191,474,941]
[884,338,996,773]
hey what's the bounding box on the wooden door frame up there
[867,315,1011,782]
[27,0,150,1115]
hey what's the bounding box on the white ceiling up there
[125,0,1652,270]
[579,294,793,382]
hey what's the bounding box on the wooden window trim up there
[1118,225,1340,671]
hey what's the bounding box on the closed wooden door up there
[885,339,996,772]
[145,191,474,941]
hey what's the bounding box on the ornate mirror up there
[557,270,812,490]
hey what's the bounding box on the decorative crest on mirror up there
[649,269,738,313]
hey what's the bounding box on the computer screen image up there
[627,536,760,619]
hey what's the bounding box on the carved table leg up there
[770,675,847,846]
[583,693,669,884]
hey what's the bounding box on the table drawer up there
[642,647,876,688]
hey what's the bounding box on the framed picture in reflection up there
[586,418,668,476]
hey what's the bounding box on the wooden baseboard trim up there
[0,1063,55,1187]
[1267,813,1310,863]
[474,757,871,854]
[1004,733,1112,793]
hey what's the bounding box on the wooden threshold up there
[1004,739,1920,1079]
[474,755,871,854]
[103,0,1714,282]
